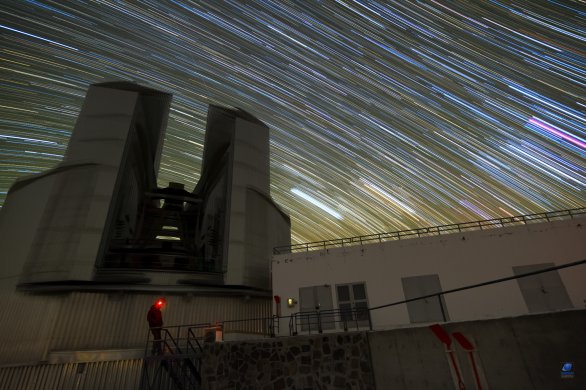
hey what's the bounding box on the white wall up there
[272,216,586,332]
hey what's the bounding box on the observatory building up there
[0,81,290,292]
[0,82,289,383]
[1,82,584,389]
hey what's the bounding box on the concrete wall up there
[2,310,583,389]
[272,216,586,331]
[370,309,586,390]
[200,309,586,389]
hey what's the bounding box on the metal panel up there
[49,292,271,351]
[513,263,573,313]
[0,292,60,364]
[0,290,270,365]
[402,274,449,323]
[0,360,142,390]
[299,285,333,312]
[299,285,334,331]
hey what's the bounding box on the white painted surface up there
[272,217,586,333]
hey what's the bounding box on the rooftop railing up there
[273,207,586,254]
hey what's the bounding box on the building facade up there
[272,210,586,334]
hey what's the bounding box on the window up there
[336,283,369,328]
[513,263,573,313]
[402,274,449,323]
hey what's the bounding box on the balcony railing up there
[274,207,586,254]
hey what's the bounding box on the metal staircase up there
[141,327,203,390]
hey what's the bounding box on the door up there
[513,263,573,313]
[299,285,334,331]
[402,274,449,323]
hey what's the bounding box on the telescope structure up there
[0,81,290,293]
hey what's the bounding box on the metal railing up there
[274,207,586,254]
[289,306,373,336]
[141,327,203,390]
[286,258,586,335]
[144,315,279,350]
[143,258,586,348]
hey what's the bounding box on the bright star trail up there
[0,1,584,244]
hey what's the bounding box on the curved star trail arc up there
[0,0,584,244]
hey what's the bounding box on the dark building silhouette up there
[1,82,290,292]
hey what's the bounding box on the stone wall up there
[201,332,375,390]
[201,310,586,389]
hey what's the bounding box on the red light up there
[156,299,164,307]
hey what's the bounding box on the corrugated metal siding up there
[51,293,271,351]
[0,292,60,364]
[0,360,142,390]
[0,290,271,365]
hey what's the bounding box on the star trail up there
[0,0,584,244]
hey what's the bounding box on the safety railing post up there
[289,314,297,336]
[270,316,276,338]
[438,294,446,322]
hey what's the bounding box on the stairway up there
[141,328,203,390]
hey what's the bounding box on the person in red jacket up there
[147,299,164,354]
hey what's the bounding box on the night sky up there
[1,1,584,244]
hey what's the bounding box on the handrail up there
[289,306,373,336]
[148,257,586,344]
[287,258,586,335]
[154,315,279,342]
[143,258,586,348]
[142,326,202,389]
[187,328,203,355]
[161,328,184,355]
[274,207,586,254]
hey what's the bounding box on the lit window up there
[155,235,181,241]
